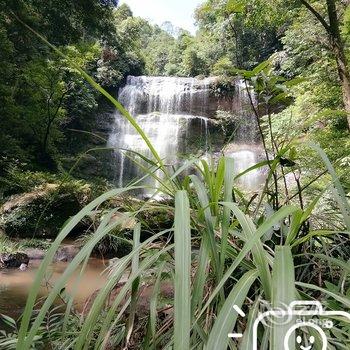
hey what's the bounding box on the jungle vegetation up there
[0,0,350,349]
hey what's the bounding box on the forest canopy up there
[0,0,349,194]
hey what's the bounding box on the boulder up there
[0,252,29,268]
[19,263,28,271]
[54,244,81,262]
[24,248,46,260]
[0,183,91,239]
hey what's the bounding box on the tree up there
[0,0,118,170]
[194,0,288,69]
[181,48,206,76]
[114,3,133,21]
[300,0,350,129]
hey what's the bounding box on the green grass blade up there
[220,157,235,277]
[285,209,303,245]
[147,262,166,348]
[197,205,298,320]
[23,215,128,349]
[296,282,350,308]
[212,157,225,215]
[191,240,210,319]
[94,247,173,350]
[125,223,141,347]
[271,245,296,350]
[190,174,220,274]
[174,191,191,350]
[291,230,338,248]
[307,253,350,272]
[234,160,271,181]
[240,298,260,349]
[222,202,272,299]
[205,270,258,350]
[85,230,173,349]
[310,143,350,230]
[16,187,139,349]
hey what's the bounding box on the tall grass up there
[1,15,350,350]
[1,150,349,349]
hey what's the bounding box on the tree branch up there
[299,0,331,33]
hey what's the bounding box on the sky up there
[119,0,204,34]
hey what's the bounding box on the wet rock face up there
[0,252,29,268]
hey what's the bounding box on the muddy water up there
[0,258,108,325]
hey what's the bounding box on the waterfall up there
[108,75,264,194]
[224,80,263,190]
[227,148,265,190]
[108,76,214,193]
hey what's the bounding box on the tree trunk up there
[332,39,350,128]
[326,0,350,129]
[301,0,350,129]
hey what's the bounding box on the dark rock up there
[0,252,29,268]
[23,244,81,262]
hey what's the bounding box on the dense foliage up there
[2,0,348,189]
[0,1,144,185]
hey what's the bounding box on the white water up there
[108,76,263,193]
[228,149,264,190]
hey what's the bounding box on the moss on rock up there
[0,181,92,239]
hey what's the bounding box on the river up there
[0,258,107,327]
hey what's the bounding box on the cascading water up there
[108,76,215,192]
[224,80,265,189]
[108,75,264,194]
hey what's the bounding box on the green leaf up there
[240,299,260,349]
[205,270,258,350]
[190,174,220,274]
[225,0,245,14]
[220,157,235,276]
[191,240,210,318]
[271,246,296,350]
[0,314,17,330]
[125,223,141,347]
[197,205,299,320]
[174,191,191,350]
[252,60,271,75]
[291,230,337,248]
[296,282,350,308]
[17,187,141,349]
[223,202,272,299]
[310,143,350,230]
